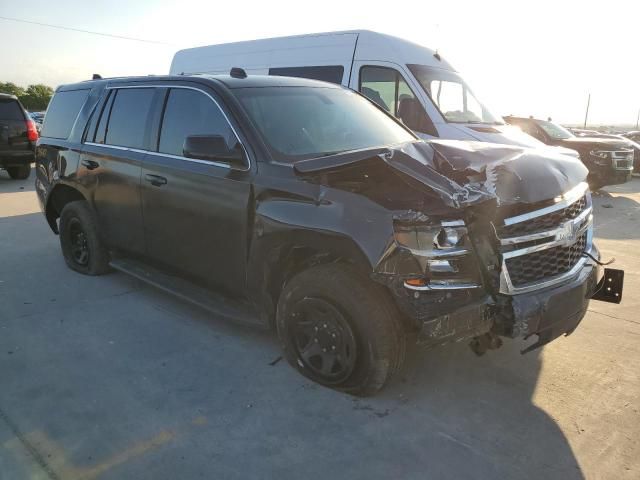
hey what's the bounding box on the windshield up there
[408,64,503,125]
[536,120,575,140]
[235,86,416,163]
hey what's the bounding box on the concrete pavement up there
[1,169,638,479]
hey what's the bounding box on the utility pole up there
[583,93,591,129]
[636,108,639,129]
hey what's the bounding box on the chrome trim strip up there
[404,281,481,291]
[503,182,588,226]
[500,206,593,247]
[85,142,233,169]
[89,84,251,171]
[502,215,592,260]
[406,247,469,259]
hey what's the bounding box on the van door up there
[351,61,439,138]
[79,87,158,256]
[140,86,252,295]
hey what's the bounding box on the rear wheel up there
[6,165,31,180]
[59,201,111,275]
[276,264,406,396]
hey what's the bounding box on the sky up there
[1,0,638,125]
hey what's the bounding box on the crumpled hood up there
[293,140,589,209]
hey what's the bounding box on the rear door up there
[140,85,252,294]
[79,86,161,256]
[0,97,28,156]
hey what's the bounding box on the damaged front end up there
[294,140,624,354]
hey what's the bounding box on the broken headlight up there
[393,221,478,289]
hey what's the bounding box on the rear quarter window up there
[0,98,25,121]
[41,89,90,139]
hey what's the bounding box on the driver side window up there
[359,66,436,136]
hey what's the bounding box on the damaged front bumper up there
[390,254,603,353]
[375,182,624,354]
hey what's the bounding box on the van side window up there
[360,66,437,136]
[41,89,90,139]
[104,88,155,149]
[158,88,238,159]
[269,66,344,85]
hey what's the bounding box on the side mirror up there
[183,135,246,165]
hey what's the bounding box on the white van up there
[170,30,542,147]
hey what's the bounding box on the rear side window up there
[158,88,237,158]
[0,98,25,121]
[269,66,344,85]
[105,88,155,149]
[41,89,89,139]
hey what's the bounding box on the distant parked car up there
[504,116,634,188]
[0,93,38,180]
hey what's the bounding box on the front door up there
[140,86,252,295]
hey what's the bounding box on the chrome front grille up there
[612,150,634,171]
[497,182,594,294]
[505,232,587,287]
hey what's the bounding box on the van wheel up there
[59,201,111,275]
[276,264,406,396]
[7,165,31,180]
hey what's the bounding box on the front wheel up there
[276,264,406,396]
[6,165,31,180]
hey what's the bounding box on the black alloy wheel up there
[289,297,357,384]
[68,218,90,266]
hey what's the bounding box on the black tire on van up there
[59,201,111,275]
[7,165,31,180]
[276,264,406,396]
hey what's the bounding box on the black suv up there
[504,116,634,188]
[36,74,623,395]
[1,93,38,179]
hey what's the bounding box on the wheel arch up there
[45,184,89,234]
[248,230,379,328]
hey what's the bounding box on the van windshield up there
[408,64,503,125]
[235,86,416,163]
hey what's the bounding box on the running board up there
[109,258,265,328]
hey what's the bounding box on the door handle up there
[81,159,100,170]
[144,174,168,186]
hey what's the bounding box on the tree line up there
[0,82,54,111]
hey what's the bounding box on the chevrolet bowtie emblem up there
[556,220,577,245]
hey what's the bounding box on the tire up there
[276,264,406,396]
[59,201,111,275]
[7,165,31,180]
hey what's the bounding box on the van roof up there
[170,30,455,76]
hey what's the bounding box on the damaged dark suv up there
[36,74,624,395]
